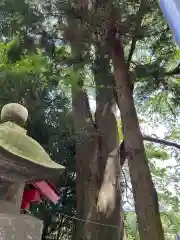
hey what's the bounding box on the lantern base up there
[0,213,43,240]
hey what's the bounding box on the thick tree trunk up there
[72,88,99,240]
[72,47,125,240]
[70,2,124,239]
[94,49,123,240]
[68,4,100,237]
[109,34,165,239]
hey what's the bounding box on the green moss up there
[117,119,123,142]
[0,122,64,169]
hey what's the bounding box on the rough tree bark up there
[67,2,101,238]
[71,43,125,240]
[72,87,99,240]
[68,22,99,239]
[107,21,165,239]
[94,47,122,240]
[71,19,125,240]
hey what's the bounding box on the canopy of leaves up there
[1,0,180,240]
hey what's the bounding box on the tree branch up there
[119,135,180,167]
[143,135,180,150]
[127,0,146,69]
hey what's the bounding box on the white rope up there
[59,213,121,229]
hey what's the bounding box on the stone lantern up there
[0,103,64,240]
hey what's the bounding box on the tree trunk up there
[72,45,125,240]
[94,48,123,240]
[67,2,100,237]
[72,87,99,240]
[109,31,165,240]
[69,2,125,239]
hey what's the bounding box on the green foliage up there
[146,143,169,160]
[125,211,180,240]
[124,212,139,240]
[1,0,180,240]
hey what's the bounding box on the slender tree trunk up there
[108,29,165,240]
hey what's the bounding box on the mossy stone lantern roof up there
[0,103,65,182]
